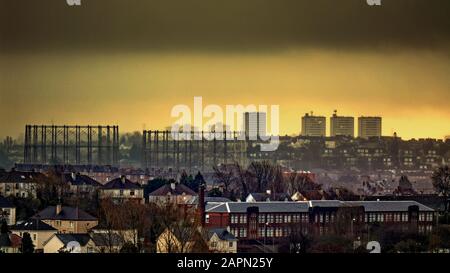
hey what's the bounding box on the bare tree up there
[432,165,450,213]
[213,165,235,194]
[155,204,206,253]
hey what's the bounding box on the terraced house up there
[0,170,43,198]
[32,204,98,233]
[99,176,144,204]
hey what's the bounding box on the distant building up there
[32,204,98,234]
[244,112,267,140]
[205,200,435,244]
[43,233,94,253]
[63,172,102,197]
[10,219,57,251]
[301,113,326,137]
[207,228,238,253]
[148,182,197,205]
[0,233,21,253]
[330,111,354,137]
[358,116,382,139]
[0,196,16,225]
[0,170,42,198]
[245,192,291,202]
[99,175,144,204]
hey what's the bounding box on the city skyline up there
[1,0,450,140]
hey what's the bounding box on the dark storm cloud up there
[1,0,450,52]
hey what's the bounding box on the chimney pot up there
[56,204,62,215]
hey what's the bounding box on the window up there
[419,213,425,221]
[275,214,282,223]
[266,227,274,237]
[229,242,234,248]
[267,214,274,223]
[205,214,210,224]
[210,241,217,248]
[258,227,265,237]
[33,233,36,240]
[402,213,408,222]
[239,228,247,238]
[230,215,238,224]
[230,228,238,236]
[239,215,247,224]
[302,214,308,223]
[258,214,265,223]
[275,227,282,237]
[130,190,135,196]
[70,221,74,228]
[119,189,124,196]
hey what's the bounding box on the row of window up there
[367,213,408,223]
[228,212,433,225]
[230,213,309,224]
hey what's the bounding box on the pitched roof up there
[247,192,292,202]
[346,201,435,212]
[0,170,43,183]
[206,200,435,213]
[102,177,141,190]
[90,233,124,247]
[54,234,92,246]
[206,201,310,213]
[0,196,14,208]
[33,206,97,221]
[207,228,237,241]
[11,219,57,231]
[149,183,197,196]
[63,173,102,187]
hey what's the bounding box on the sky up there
[1,0,450,139]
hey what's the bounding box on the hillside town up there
[0,161,449,253]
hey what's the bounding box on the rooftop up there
[0,196,14,208]
[63,173,102,187]
[149,183,197,196]
[11,219,57,231]
[206,200,434,213]
[102,176,141,190]
[33,205,97,221]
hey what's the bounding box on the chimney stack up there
[199,183,206,227]
[121,175,126,184]
[56,204,62,215]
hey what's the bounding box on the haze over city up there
[1,0,449,139]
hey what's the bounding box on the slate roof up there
[149,183,197,196]
[63,173,102,187]
[54,234,92,246]
[247,192,292,202]
[206,200,435,213]
[206,201,310,213]
[346,201,434,212]
[0,196,14,208]
[33,206,97,221]
[205,197,232,203]
[0,170,43,183]
[207,228,237,241]
[90,233,124,247]
[102,177,141,190]
[11,219,57,231]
